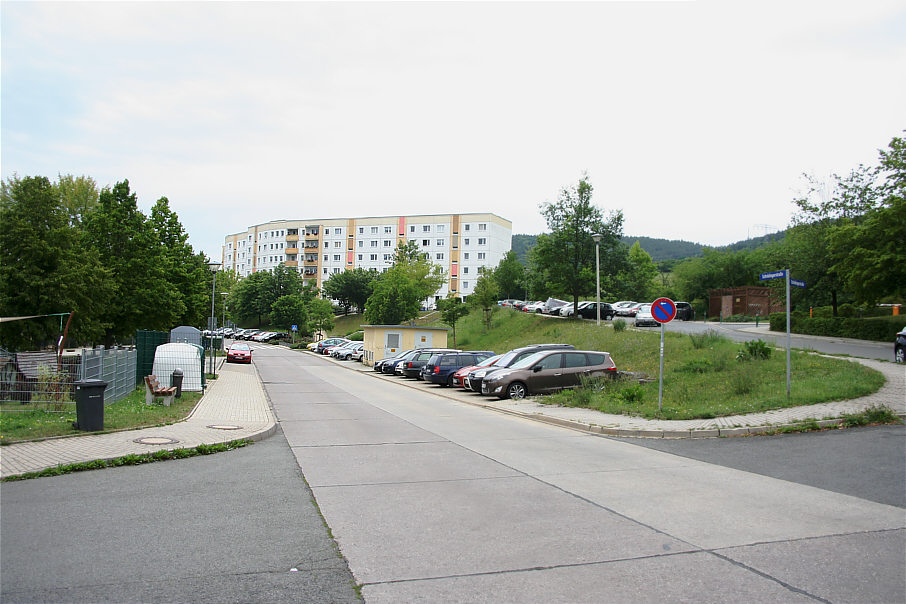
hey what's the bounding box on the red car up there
[226,342,252,364]
[451,354,502,388]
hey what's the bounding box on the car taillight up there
[433,366,440,374]
[606,366,617,371]
[407,362,413,368]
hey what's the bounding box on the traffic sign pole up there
[786,269,791,398]
[650,298,676,412]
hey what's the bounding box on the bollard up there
[171,368,184,398]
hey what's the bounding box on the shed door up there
[384,332,402,358]
[414,331,433,349]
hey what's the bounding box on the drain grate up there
[207,424,243,430]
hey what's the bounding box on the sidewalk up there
[0,361,276,479]
[2,351,903,479]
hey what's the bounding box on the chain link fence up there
[0,347,137,412]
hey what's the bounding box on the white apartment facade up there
[222,213,512,302]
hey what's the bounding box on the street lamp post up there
[221,292,228,334]
[207,262,221,382]
[592,233,602,326]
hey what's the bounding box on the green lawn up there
[425,308,887,420]
[1,387,203,445]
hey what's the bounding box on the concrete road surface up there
[260,346,905,603]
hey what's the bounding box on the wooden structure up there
[707,286,782,319]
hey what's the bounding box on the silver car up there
[481,349,616,400]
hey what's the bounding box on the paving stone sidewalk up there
[0,361,276,479]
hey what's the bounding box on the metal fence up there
[0,347,137,411]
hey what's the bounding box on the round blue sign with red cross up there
[651,298,677,324]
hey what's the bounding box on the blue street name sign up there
[760,270,785,280]
[291,324,298,332]
[790,279,806,288]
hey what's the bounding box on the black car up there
[896,327,905,363]
[465,343,575,393]
[373,349,414,372]
[577,302,615,320]
[420,351,495,386]
[675,302,695,321]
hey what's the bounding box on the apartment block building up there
[222,213,512,302]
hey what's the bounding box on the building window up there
[422,239,429,247]
[383,254,392,261]
[436,253,444,260]
[478,223,487,231]
[358,254,363,261]
[410,225,416,233]
[335,228,342,235]
[333,268,340,274]
[463,267,469,274]
[370,254,378,261]
[463,281,469,288]
[359,227,364,234]
[436,239,444,246]
[371,226,378,233]
[423,225,431,232]
[371,240,378,247]
[478,238,487,245]
[464,238,470,246]
[464,253,470,260]
[383,240,392,247]
[324,242,329,248]
[478,252,486,260]
[323,268,328,274]
[465,224,470,231]
[358,240,364,247]
[333,254,341,261]
[384,226,392,233]
[437,225,445,232]
[323,254,328,261]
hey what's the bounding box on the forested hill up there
[510,231,786,264]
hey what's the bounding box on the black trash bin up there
[73,379,107,431]
[171,368,184,398]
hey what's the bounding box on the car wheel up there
[505,382,527,400]
[445,374,455,387]
[896,346,905,364]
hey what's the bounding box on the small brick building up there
[708,286,782,318]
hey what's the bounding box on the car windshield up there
[509,351,548,370]
[476,354,502,368]
[230,344,250,350]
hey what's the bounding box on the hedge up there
[769,313,904,341]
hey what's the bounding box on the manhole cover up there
[207,424,244,430]
[133,436,180,445]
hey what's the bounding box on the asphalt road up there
[0,434,360,603]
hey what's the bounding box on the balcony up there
[286,247,299,254]
[284,260,298,268]
[286,234,299,243]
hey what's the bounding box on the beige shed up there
[361,325,450,366]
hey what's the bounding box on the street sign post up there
[651,297,676,411]
[759,268,807,398]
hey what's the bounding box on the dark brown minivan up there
[480,349,616,400]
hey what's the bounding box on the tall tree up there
[322,267,376,314]
[364,269,423,325]
[232,271,272,326]
[437,295,470,347]
[469,268,499,330]
[619,242,659,302]
[529,175,623,315]
[309,298,336,339]
[0,176,112,349]
[84,180,174,343]
[493,251,525,300]
[55,174,99,226]
[149,196,210,327]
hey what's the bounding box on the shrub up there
[736,339,772,361]
[613,319,627,332]
[679,358,713,373]
[729,370,756,394]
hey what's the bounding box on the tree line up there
[1,176,216,350]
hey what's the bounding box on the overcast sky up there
[2,1,904,262]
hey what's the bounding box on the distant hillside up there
[510,231,786,264]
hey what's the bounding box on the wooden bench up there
[144,375,177,406]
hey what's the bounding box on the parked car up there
[560,301,592,318]
[331,341,362,359]
[226,342,252,364]
[390,348,459,375]
[481,349,617,400]
[512,301,529,311]
[612,302,639,317]
[465,344,575,393]
[523,301,546,313]
[452,354,502,388]
[542,298,570,314]
[421,351,496,386]
[896,327,906,363]
[399,349,441,378]
[577,302,615,321]
[316,337,349,354]
[373,349,414,372]
[634,304,659,327]
[675,302,695,321]
[350,346,366,362]
[498,299,522,308]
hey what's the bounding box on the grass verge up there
[423,309,887,420]
[1,439,252,482]
[1,387,203,445]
